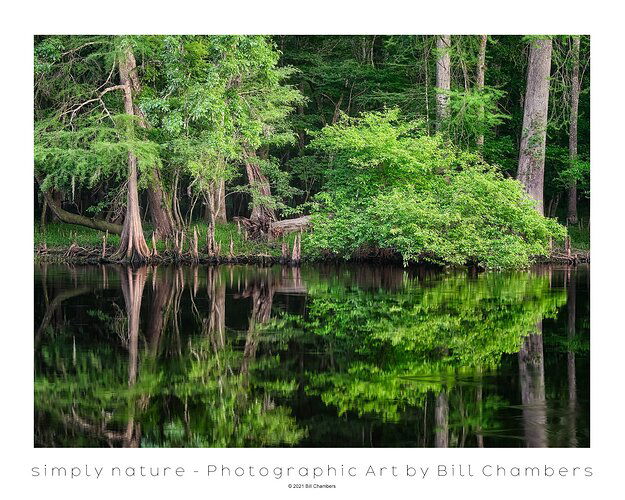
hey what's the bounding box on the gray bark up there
[244,150,277,237]
[435,35,451,130]
[476,35,487,147]
[567,36,580,225]
[517,38,553,215]
[270,215,311,237]
[205,179,227,224]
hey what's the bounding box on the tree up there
[476,35,488,147]
[567,36,581,225]
[141,36,302,239]
[34,36,170,249]
[435,35,451,130]
[517,37,553,215]
[111,46,152,261]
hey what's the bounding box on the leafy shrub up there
[305,110,565,269]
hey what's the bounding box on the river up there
[34,262,589,447]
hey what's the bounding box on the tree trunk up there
[147,177,175,239]
[567,36,580,225]
[112,47,151,262]
[204,179,227,224]
[435,35,451,131]
[118,46,175,239]
[476,35,487,148]
[517,38,552,215]
[244,151,277,237]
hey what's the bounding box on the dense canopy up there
[34,35,590,267]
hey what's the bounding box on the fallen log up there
[270,216,311,238]
[233,215,311,240]
[35,173,123,235]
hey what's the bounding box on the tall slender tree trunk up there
[435,35,451,131]
[118,47,175,239]
[517,38,553,215]
[204,180,227,224]
[567,36,581,225]
[112,47,151,261]
[476,35,488,148]
[422,36,431,134]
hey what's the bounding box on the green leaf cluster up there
[305,110,566,268]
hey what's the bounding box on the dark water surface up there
[34,263,589,448]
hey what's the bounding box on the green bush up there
[306,110,565,269]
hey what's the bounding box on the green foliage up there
[140,36,304,201]
[34,35,590,264]
[34,35,303,222]
[443,86,509,146]
[567,222,590,251]
[305,111,566,268]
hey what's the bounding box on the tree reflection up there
[34,263,580,447]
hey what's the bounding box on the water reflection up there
[34,263,589,447]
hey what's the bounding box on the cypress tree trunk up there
[244,150,277,237]
[517,38,552,215]
[147,177,175,239]
[435,35,451,131]
[476,35,487,148]
[567,36,580,225]
[112,47,151,262]
[117,44,176,240]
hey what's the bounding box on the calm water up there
[34,263,589,448]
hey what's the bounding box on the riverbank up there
[34,221,590,267]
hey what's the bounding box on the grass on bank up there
[34,217,590,261]
[34,221,304,257]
